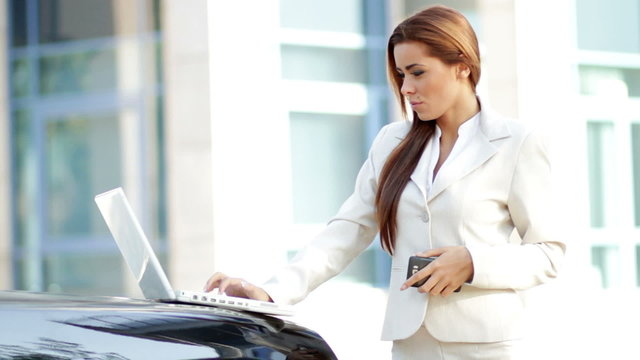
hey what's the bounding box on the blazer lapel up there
[427,109,511,202]
[409,140,432,201]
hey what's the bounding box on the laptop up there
[94,187,294,316]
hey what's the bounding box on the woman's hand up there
[204,272,273,302]
[400,246,474,297]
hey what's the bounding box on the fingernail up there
[400,285,407,291]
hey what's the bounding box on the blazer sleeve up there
[467,130,566,290]
[261,125,392,305]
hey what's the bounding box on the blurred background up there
[0,0,638,358]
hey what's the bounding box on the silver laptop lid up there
[95,187,175,300]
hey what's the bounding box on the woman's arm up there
[204,124,400,304]
[260,126,397,304]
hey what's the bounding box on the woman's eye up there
[411,70,424,77]
[396,72,405,79]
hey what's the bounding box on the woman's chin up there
[414,112,436,122]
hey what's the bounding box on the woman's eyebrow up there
[396,64,423,71]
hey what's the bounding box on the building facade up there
[0,0,639,357]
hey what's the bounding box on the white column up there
[513,0,588,250]
[478,0,519,118]
[512,1,593,357]
[113,0,148,297]
[208,0,292,283]
[0,0,12,289]
[163,0,216,290]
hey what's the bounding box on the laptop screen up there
[95,188,175,300]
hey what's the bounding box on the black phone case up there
[406,255,462,292]
[407,256,436,287]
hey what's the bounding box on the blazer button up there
[421,212,429,223]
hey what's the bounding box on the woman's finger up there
[204,275,272,302]
[203,272,228,292]
[401,264,434,291]
[218,276,238,295]
[415,247,447,258]
[427,278,448,296]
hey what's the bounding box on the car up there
[0,290,337,359]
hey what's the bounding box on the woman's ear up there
[456,63,471,79]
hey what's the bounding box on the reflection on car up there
[0,290,337,359]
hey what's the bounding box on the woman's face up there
[393,41,469,121]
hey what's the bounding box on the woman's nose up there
[401,80,414,96]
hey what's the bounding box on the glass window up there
[43,253,125,295]
[281,45,367,83]
[586,121,616,228]
[12,110,34,248]
[12,109,41,291]
[9,0,165,297]
[39,49,117,95]
[362,0,386,37]
[280,0,363,33]
[10,0,28,47]
[290,112,365,223]
[579,65,640,98]
[38,0,115,43]
[576,0,640,53]
[10,58,31,99]
[152,0,162,32]
[14,258,38,291]
[45,113,122,237]
[153,42,164,86]
[591,245,621,288]
[404,0,481,37]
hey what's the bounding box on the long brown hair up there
[375,5,481,254]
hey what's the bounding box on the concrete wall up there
[163,0,216,290]
[207,0,292,283]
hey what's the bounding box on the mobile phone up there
[407,256,437,287]
[406,256,461,292]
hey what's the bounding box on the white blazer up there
[263,105,566,343]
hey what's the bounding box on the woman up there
[205,5,565,359]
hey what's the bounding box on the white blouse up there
[422,112,481,197]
